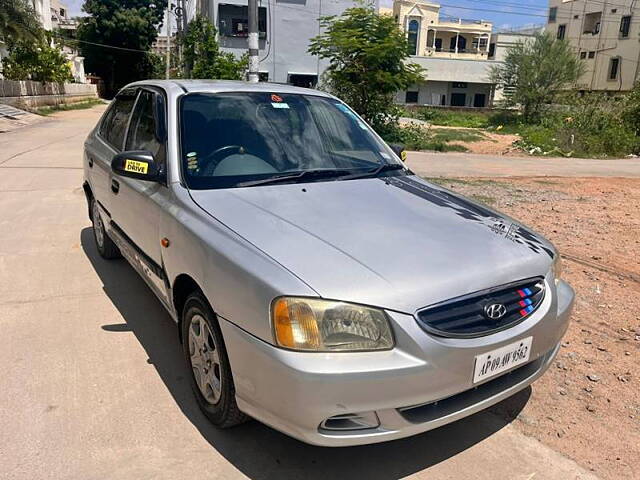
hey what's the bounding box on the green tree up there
[490,32,585,123]
[2,32,72,82]
[0,0,43,44]
[308,5,424,133]
[77,0,167,97]
[181,15,248,80]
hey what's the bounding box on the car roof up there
[125,79,335,98]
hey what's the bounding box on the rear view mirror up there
[388,143,407,162]
[111,151,160,181]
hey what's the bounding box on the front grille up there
[416,278,545,338]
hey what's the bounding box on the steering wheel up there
[199,145,247,175]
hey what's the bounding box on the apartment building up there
[391,0,508,107]
[186,0,376,86]
[545,0,640,91]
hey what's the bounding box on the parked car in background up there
[82,80,574,446]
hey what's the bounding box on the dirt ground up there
[447,129,522,155]
[428,176,640,479]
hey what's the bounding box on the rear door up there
[85,88,137,213]
[109,87,171,305]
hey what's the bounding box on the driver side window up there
[126,90,166,169]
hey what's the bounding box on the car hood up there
[190,175,555,313]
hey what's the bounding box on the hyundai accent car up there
[82,80,574,446]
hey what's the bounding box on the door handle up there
[88,157,94,168]
[111,179,120,194]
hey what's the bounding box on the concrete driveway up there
[0,106,597,480]
[407,151,640,178]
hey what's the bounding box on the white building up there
[186,0,377,85]
[391,0,539,107]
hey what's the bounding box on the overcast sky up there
[65,0,548,31]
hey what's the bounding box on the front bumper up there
[220,279,574,447]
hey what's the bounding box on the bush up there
[2,33,72,82]
[528,94,638,157]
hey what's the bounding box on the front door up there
[109,88,171,305]
[474,93,486,108]
[451,93,466,107]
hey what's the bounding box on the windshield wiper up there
[338,163,406,181]
[236,168,354,187]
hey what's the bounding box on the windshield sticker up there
[186,151,199,171]
[271,94,283,102]
[272,102,290,109]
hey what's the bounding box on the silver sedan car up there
[83,80,574,446]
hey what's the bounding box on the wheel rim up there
[92,201,104,249]
[188,314,222,404]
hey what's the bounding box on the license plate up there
[473,337,533,384]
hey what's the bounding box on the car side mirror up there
[111,151,160,181]
[388,143,407,162]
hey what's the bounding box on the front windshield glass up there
[179,92,403,189]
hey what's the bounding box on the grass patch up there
[469,194,496,206]
[36,98,105,116]
[404,107,491,128]
[425,177,503,187]
[382,123,469,152]
[430,128,486,143]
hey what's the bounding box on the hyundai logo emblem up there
[484,303,507,321]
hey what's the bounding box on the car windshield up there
[179,92,404,189]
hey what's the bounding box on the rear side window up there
[100,89,137,150]
[125,90,165,166]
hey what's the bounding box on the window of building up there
[405,91,419,103]
[620,15,632,38]
[574,14,579,19]
[218,4,267,38]
[452,82,467,88]
[548,7,557,23]
[609,57,620,80]
[258,72,269,82]
[288,74,318,88]
[449,35,467,52]
[588,51,595,59]
[478,37,488,50]
[583,12,602,35]
[407,19,419,56]
[611,8,617,13]
[59,7,65,17]
[488,42,496,58]
[557,24,566,40]
[580,51,587,59]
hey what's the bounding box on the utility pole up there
[165,7,171,79]
[179,0,190,78]
[247,0,259,82]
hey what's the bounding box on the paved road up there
[0,107,597,480]
[407,151,640,178]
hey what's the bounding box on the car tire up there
[181,291,248,428]
[91,197,121,260]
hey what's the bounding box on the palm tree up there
[0,0,43,45]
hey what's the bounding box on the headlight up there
[271,297,394,352]
[552,254,562,284]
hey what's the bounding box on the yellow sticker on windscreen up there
[124,159,148,174]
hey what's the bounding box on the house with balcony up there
[391,0,537,108]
